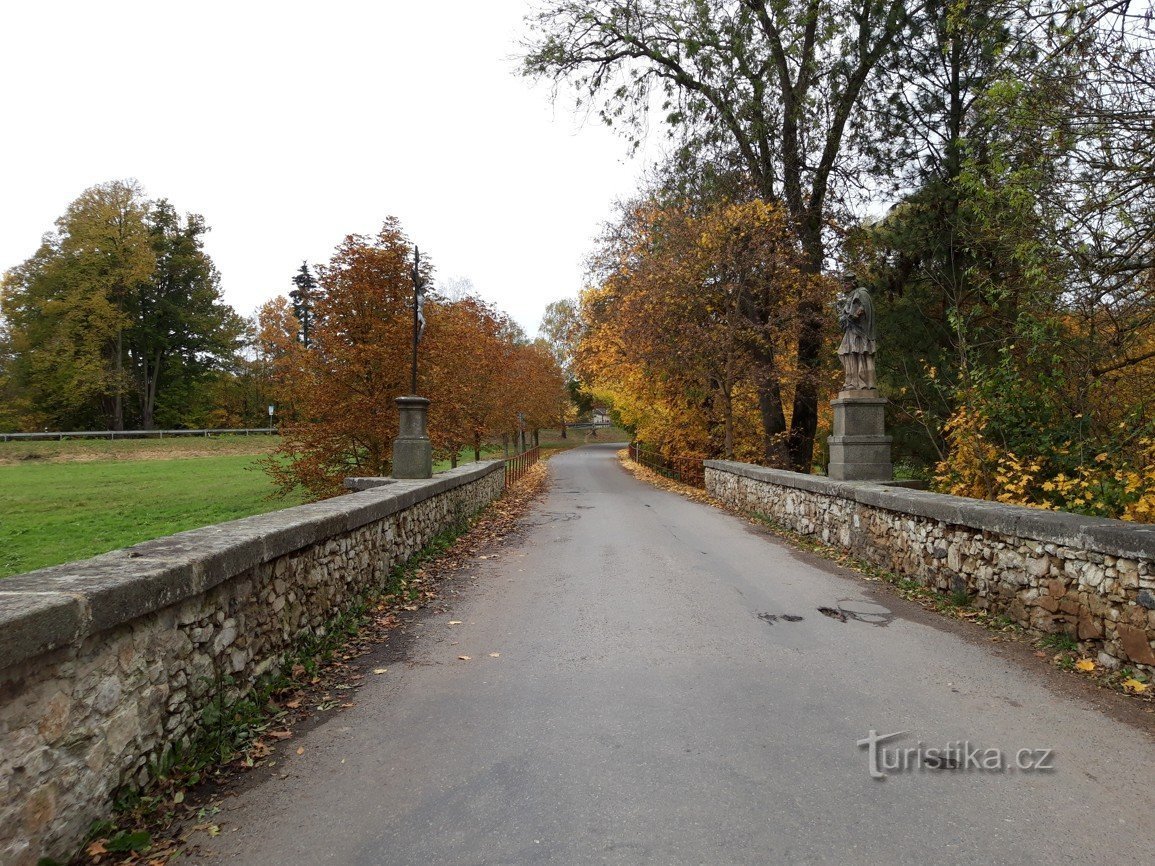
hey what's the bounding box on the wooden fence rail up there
[504,446,540,488]
[627,442,706,487]
[0,428,278,443]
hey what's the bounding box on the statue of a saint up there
[837,280,876,391]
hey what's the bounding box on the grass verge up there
[1,453,304,577]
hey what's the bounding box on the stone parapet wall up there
[0,461,504,865]
[705,460,1155,674]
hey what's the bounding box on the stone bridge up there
[1,447,1152,864]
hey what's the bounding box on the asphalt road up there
[194,444,1155,865]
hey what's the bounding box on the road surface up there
[194,444,1155,865]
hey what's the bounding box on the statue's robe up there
[838,288,876,355]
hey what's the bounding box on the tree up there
[0,180,153,430]
[133,200,245,429]
[0,182,247,431]
[539,298,585,437]
[580,194,828,463]
[262,219,430,496]
[290,262,317,348]
[524,0,912,469]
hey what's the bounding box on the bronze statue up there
[837,280,876,391]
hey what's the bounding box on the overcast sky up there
[0,0,658,335]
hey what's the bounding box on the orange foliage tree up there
[263,218,565,497]
[579,196,831,467]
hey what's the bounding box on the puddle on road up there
[757,612,805,625]
[818,599,895,626]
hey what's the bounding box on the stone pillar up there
[827,389,892,481]
[392,396,432,479]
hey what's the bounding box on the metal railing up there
[504,446,540,488]
[628,442,706,487]
[0,428,278,443]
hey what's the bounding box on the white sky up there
[0,0,657,336]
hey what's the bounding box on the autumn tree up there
[262,219,564,497]
[580,194,828,464]
[1,181,152,429]
[538,298,585,436]
[263,219,425,496]
[423,295,511,466]
[0,181,244,431]
[524,0,912,469]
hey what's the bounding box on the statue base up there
[827,390,892,482]
[392,395,432,479]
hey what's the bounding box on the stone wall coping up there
[0,461,504,670]
[704,460,1155,561]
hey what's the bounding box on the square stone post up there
[392,395,432,479]
[827,389,893,481]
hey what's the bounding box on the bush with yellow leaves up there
[935,403,1155,522]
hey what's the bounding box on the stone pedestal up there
[828,390,892,481]
[392,395,432,479]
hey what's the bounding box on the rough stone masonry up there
[706,460,1155,675]
[0,461,505,866]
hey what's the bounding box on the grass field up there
[0,433,279,466]
[0,437,303,578]
[0,428,632,578]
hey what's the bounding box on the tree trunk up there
[786,309,823,472]
[560,422,567,439]
[533,429,540,448]
[474,433,481,462]
[140,350,163,430]
[785,238,827,473]
[722,387,734,460]
[113,330,124,431]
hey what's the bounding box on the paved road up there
[196,444,1154,865]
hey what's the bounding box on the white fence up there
[0,427,278,442]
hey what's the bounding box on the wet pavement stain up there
[757,612,805,625]
[817,600,895,626]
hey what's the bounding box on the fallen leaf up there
[173,791,185,804]
[458,655,472,661]
[373,668,388,674]
[489,652,501,658]
[1075,658,1096,672]
[1122,678,1149,694]
[285,698,302,709]
[296,746,305,755]
[87,840,109,856]
[267,730,292,740]
[1034,651,1048,658]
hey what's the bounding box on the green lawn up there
[0,433,280,465]
[0,428,633,578]
[0,454,305,578]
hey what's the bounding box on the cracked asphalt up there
[192,443,1155,865]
